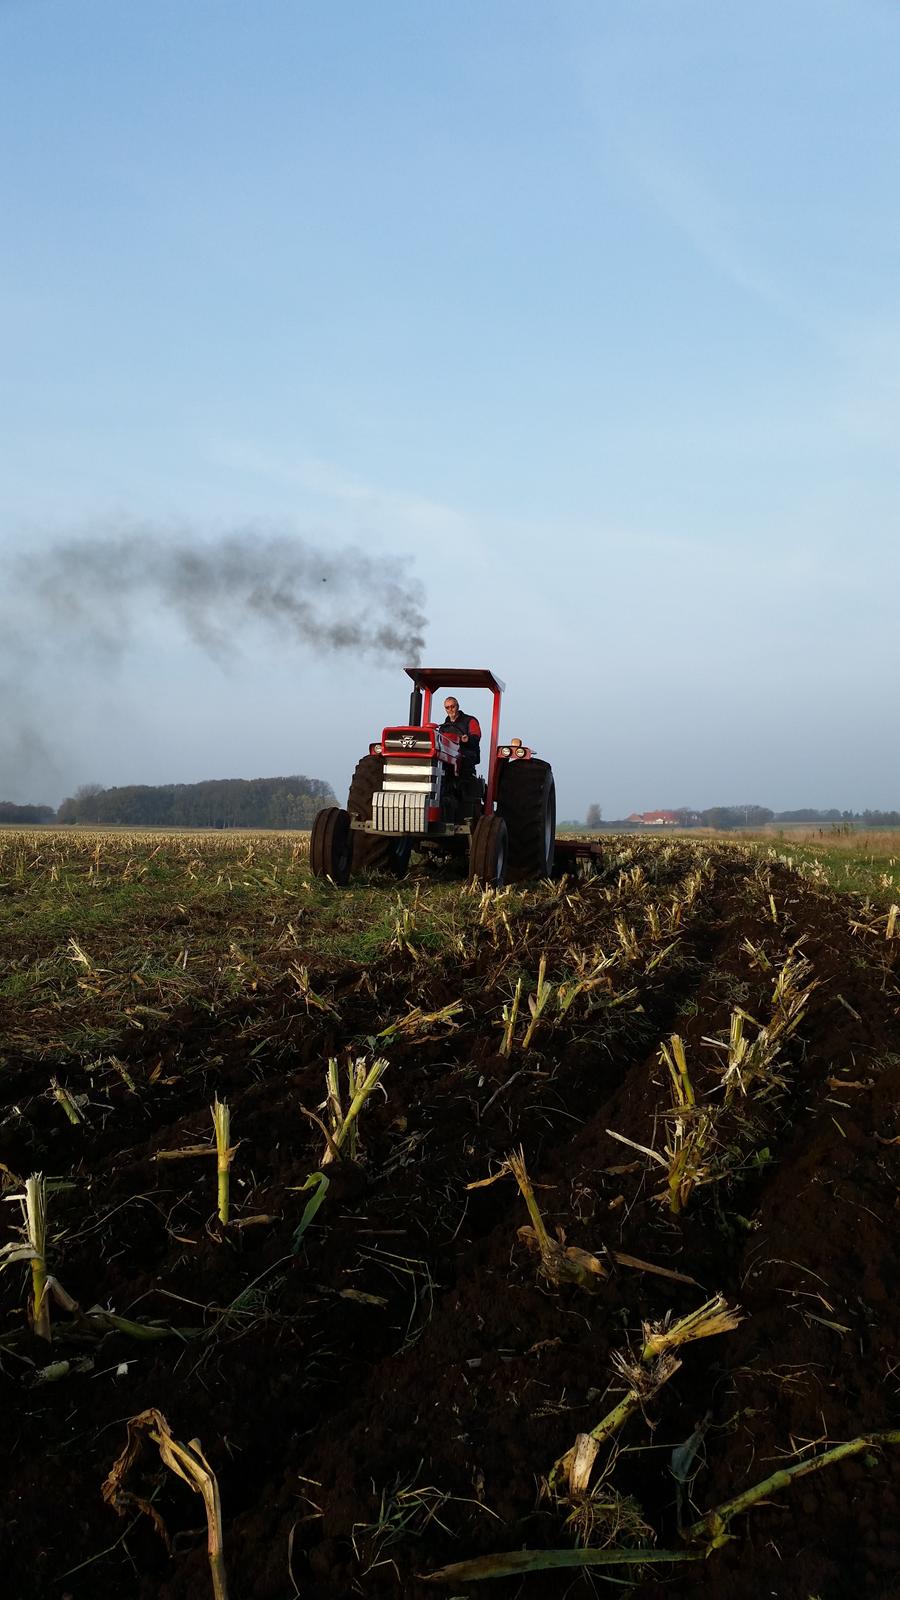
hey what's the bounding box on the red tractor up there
[309,667,557,887]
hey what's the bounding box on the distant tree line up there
[769,808,900,825]
[695,806,775,829]
[589,805,900,830]
[4,786,899,831]
[51,775,336,828]
[0,801,57,823]
[693,807,900,829]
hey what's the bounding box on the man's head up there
[443,698,460,721]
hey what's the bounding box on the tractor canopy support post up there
[485,687,503,813]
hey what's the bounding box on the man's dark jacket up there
[440,710,481,768]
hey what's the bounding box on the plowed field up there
[2,833,899,1599]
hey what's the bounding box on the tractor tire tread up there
[309,806,352,884]
[497,759,556,879]
[468,814,508,887]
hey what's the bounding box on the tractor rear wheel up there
[309,807,352,885]
[497,759,556,879]
[468,815,509,887]
[347,754,412,874]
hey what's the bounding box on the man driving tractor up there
[440,696,481,774]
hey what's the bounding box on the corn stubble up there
[154,1098,238,1228]
[427,1299,750,1585]
[0,1174,51,1339]
[103,1408,227,1600]
[4,831,893,1592]
[321,1056,388,1165]
[705,946,818,1104]
[659,1034,715,1214]
[550,1296,743,1495]
[508,1148,606,1291]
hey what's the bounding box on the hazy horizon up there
[7,756,895,826]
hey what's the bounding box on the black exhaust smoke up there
[15,526,427,663]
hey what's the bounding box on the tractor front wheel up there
[309,807,352,885]
[497,759,556,880]
[468,815,509,887]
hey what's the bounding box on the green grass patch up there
[748,832,899,905]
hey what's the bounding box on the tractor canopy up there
[404,667,505,809]
[403,668,505,694]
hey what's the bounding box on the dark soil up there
[2,844,900,1600]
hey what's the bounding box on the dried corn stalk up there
[102,1408,227,1600]
[509,1148,605,1291]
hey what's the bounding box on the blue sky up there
[2,0,898,816]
